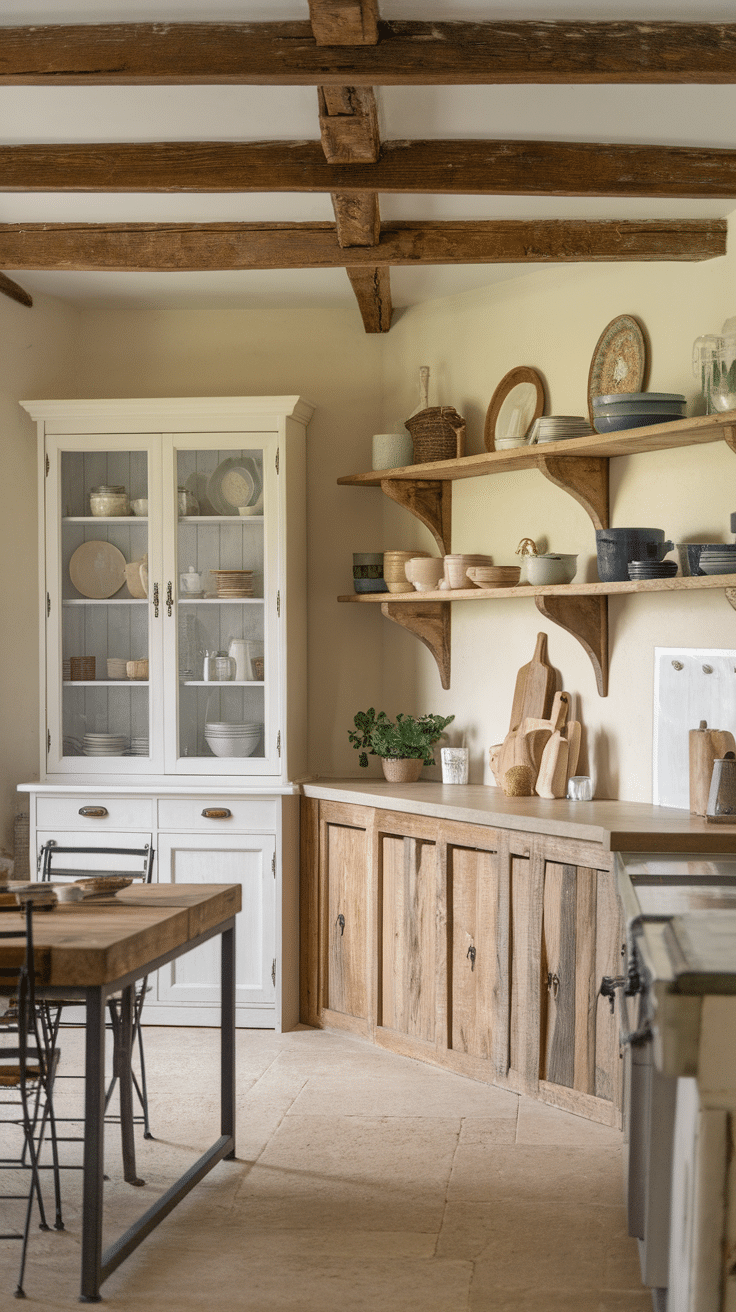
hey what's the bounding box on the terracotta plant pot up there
[381,757,424,783]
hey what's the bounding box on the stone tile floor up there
[0,1026,650,1309]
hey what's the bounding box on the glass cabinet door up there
[164,435,279,775]
[46,436,163,774]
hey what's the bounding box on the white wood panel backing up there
[654,648,736,810]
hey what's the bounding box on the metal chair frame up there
[38,843,155,1146]
[0,902,63,1298]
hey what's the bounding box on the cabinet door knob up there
[201,807,232,820]
[337,913,345,936]
[78,805,109,818]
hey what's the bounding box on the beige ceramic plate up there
[587,315,647,426]
[484,367,545,451]
[69,540,127,599]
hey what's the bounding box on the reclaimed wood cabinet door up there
[380,827,437,1044]
[538,842,622,1125]
[319,805,371,1028]
[445,824,505,1075]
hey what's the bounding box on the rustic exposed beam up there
[0,220,723,270]
[308,2,379,46]
[346,266,391,333]
[4,140,736,198]
[332,194,381,247]
[318,87,380,164]
[0,271,32,307]
[2,21,736,85]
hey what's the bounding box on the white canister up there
[371,433,414,471]
[180,566,201,594]
[227,638,253,681]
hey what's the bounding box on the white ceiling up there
[1,1,735,312]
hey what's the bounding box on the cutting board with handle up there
[509,632,555,732]
[563,720,582,781]
[689,721,736,815]
[535,730,570,799]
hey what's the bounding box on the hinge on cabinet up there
[276,730,281,756]
[275,447,279,475]
[271,852,276,879]
[271,958,276,987]
[46,593,51,618]
[45,453,49,477]
[276,590,281,617]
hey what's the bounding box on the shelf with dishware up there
[337,410,736,694]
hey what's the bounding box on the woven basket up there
[70,656,95,681]
[404,406,465,464]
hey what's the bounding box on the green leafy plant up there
[348,708,454,768]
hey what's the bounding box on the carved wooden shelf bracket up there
[535,455,609,530]
[381,600,451,688]
[721,425,736,456]
[725,588,736,613]
[534,593,608,696]
[380,478,451,554]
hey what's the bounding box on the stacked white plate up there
[83,732,128,756]
[529,416,594,444]
[204,721,262,758]
[129,737,149,756]
[698,546,736,575]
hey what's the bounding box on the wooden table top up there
[0,884,241,987]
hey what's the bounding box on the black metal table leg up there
[79,989,106,1303]
[220,925,236,1156]
[117,986,144,1187]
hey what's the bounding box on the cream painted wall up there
[377,219,736,801]
[0,290,80,852]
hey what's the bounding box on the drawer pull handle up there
[201,808,233,820]
[78,806,108,818]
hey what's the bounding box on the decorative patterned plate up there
[69,540,127,599]
[587,315,647,426]
[484,367,545,451]
[206,457,261,516]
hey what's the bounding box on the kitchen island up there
[300,781,736,1128]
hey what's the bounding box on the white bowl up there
[205,734,260,757]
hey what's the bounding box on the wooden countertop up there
[301,779,736,853]
[1,883,241,987]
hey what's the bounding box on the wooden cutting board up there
[509,632,555,732]
[689,722,736,815]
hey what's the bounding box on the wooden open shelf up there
[337,411,736,693]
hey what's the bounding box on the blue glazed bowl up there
[593,413,681,434]
[354,578,388,594]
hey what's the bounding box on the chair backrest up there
[39,842,154,885]
[0,902,36,1069]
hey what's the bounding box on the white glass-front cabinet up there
[20,397,312,1029]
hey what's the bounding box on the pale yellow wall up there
[377,219,736,801]
[0,290,80,851]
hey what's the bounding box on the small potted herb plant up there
[348,708,454,782]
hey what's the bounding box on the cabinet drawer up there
[36,796,154,830]
[157,797,277,832]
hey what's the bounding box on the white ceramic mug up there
[441,747,469,784]
[443,555,473,589]
[405,556,444,591]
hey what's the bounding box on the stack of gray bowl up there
[591,392,686,434]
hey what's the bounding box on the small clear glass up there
[567,775,593,801]
[441,747,469,784]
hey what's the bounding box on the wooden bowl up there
[466,566,521,589]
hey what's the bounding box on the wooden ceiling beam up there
[318,86,380,164]
[308,2,379,46]
[0,271,32,307]
[345,266,391,333]
[4,139,736,198]
[2,21,735,84]
[0,220,723,270]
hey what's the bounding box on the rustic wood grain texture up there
[380,834,436,1043]
[0,219,723,266]
[509,632,556,733]
[3,22,736,85]
[331,194,380,246]
[536,454,610,531]
[541,862,576,1089]
[689,725,736,816]
[535,731,570,800]
[299,796,321,1025]
[309,2,379,46]
[3,139,736,199]
[345,265,391,332]
[535,594,608,698]
[573,867,597,1096]
[538,1078,620,1127]
[448,845,498,1060]
[380,600,451,689]
[319,86,379,162]
[0,271,32,306]
[12,886,239,987]
[379,479,451,554]
[509,850,543,1092]
[324,815,369,1019]
[594,868,624,1110]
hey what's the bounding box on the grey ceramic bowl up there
[676,543,721,577]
